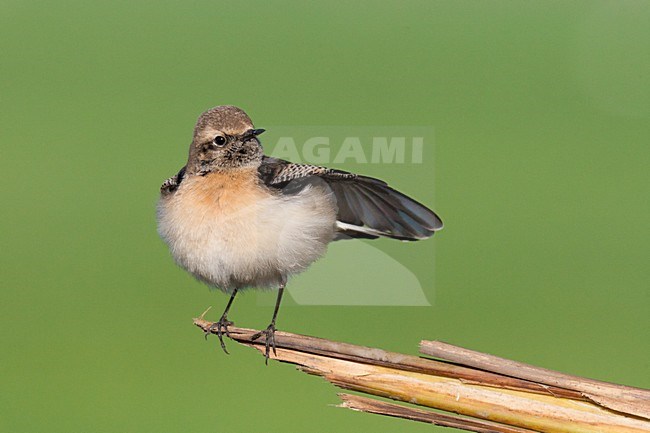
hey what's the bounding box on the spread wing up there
[258,156,443,241]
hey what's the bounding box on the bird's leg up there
[251,281,286,364]
[205,288,238,354]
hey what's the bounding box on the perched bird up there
[157,105,443,360]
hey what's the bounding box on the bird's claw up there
[251,323,277,364]
[205,315,234,354]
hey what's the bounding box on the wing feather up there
[259,156,442,241]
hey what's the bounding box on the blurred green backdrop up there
[1,1,649,432]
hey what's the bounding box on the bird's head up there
[187,105,265,174]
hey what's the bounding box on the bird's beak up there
[241,128,266,141]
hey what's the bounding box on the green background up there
[2,1,648,432]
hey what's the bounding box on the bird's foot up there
[251,323,277,364]
[205,315,234,354]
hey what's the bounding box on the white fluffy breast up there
[157,170,337,291]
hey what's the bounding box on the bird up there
[157,105,443,361]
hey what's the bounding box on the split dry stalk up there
[194,317,650,433]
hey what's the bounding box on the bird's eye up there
[213,135,227,146]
